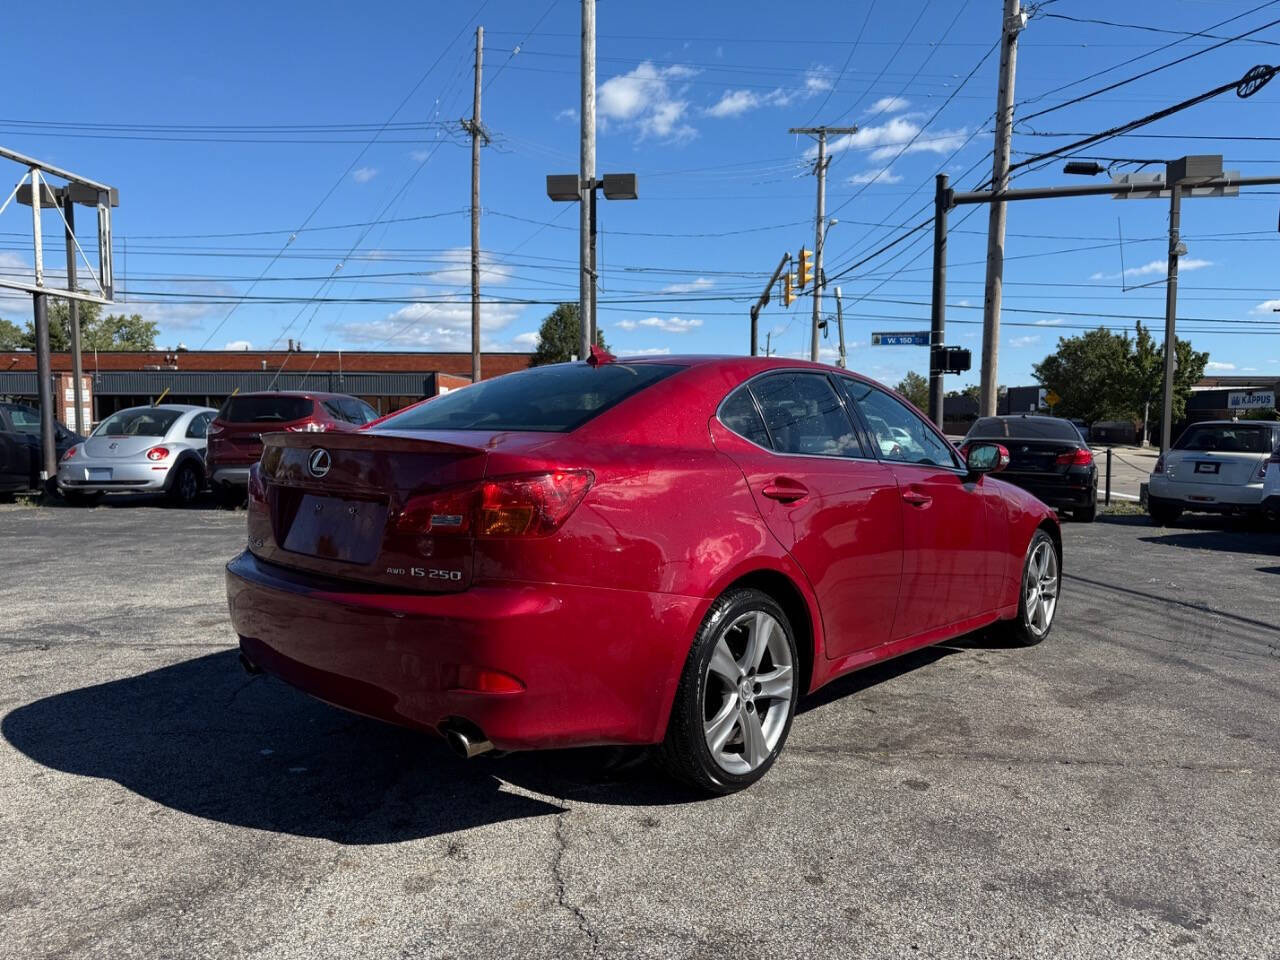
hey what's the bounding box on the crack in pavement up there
[551,810,600,954]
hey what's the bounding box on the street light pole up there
[1160,180,1182,452]
[579,0,596,360]
[61,190,85,434]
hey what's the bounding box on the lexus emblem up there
[307,448,331,478]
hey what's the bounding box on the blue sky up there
[1,0,1278,389]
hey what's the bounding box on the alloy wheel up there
[702,610,794,775]
[1024,539,1059,637]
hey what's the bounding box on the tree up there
[529,303,609,366]
[15,298,158,351]
[0,317,22,350]
[894,371,929,410]
[1031,322,1207,428]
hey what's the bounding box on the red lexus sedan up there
[226,355,1061,793]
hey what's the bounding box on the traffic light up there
[796,248,813,289]
[782,272,794,307]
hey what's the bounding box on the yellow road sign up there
[1045,389,1062,408]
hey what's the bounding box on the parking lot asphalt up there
[1,500,1277,960]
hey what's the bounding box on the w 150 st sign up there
[1228,391,1275,410]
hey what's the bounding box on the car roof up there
[226,390,351,399]
[111,404,214,414]
[1185,419,1276,427]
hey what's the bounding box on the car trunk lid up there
[998,438,1085,476]
[1165,450,1264,486]
[83,435,163,459]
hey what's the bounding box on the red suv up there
[207,391,378,502]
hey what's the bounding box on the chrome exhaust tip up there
[443,723,494,759]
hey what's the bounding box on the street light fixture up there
[546,171,638,354]
[1062,160,1105,176]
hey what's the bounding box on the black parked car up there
[0,402,83,496]
[962,414,1098,522]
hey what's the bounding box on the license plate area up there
[88,468,111,481]
[280,494,388,564]
[1194,461,1220,474]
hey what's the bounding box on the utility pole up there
[748,252,792,356]
[580,0,597,359]
[61,190,85,434]
[765,331,773,357]
[464,26,489,383]
[789,125,856,361]
[1160,180,1182,452]
[834,286,847,369]
[979,0,1026,417]
[930,174,950,427]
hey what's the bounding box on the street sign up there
[1044,389,1062,408]
[1228,390,1275,410]
[1110,171,1240,200]
[871,331,930,346]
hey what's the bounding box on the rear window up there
[968,416,1081,441]
[1174,424,1276,453]
[93,408,180,438]
[218,395,313,423]
[375,362,681,433]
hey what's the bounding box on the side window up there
[186,414,210,439]
[340,397,373,425]
[321,399,348,423]
[9,406,41,435]
[749,373,864,458]
[718,385,771,448]
[843,380,960,467]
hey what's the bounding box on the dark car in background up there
[206,391,378,503]
[962,414,1098,522]
[0,402,82,496]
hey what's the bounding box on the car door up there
[185,412,212,451]
[712,371,904,660]
[0,406,22,490]
[842,380,995,640]
[5,405,42,488]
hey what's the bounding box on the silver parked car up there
[57,404,218,506]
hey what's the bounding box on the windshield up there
[93,409,180,438]
[375,362,681,433]
[218,395,313,423]
[968,416,1081,441]
[1174,424,1276,453]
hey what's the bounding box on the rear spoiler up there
[262,429,487,458]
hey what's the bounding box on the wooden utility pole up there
[979,0,1026,416]
[465,27,489,382]
[580,0,597,359]
[788,125,856,361]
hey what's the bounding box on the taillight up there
[1153,455,1165,474]
[1054,448,1093,467]
[286,421,328,433]
[397,470,593,539]
[450,665,525,694]
[247,463,267,506]
[208,421,224,436]
[146,446,170,461]
[1257,458,1269,481]
[62,445,77,461]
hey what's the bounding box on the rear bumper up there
[210,466,251,487]
[225,551,701,751]
[1147,476,1264,511]
[57,458,171,493]
[1000,472,1095,510]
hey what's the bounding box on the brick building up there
[0,349,534,424]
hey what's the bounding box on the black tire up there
[168,461,202,506]
[658,587,800,795]
[62,490,104,507]
[1075,501,1097,523]
[1003,529,1061,647]
[1149,503,1181,527]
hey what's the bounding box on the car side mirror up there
[965,442,1009,475]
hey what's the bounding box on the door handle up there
[902,489,933,507]
[762,479,808,503]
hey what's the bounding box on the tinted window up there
[719,386,770,448]
[339,397,375,424]
[845,381,959,467]
[321,399,348,422]
[749,373,863,457]
[1174,423,1276,454]
[218,395,313,423]
[377,363,681,433]
[969,416,1081,441]
[185,413,210,439]
[93,408,181,438]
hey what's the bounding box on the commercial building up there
[0,348,533,426]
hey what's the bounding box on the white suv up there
[1148,420,1280,526]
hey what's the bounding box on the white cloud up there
[617,347,671,356]
[334,299,524,351]
[816,117,970,164]
[804,65,834,93]
[1008,335,1041,348]
[1252,299,1280,314]
[1091,258,1212,281]
[846,168,903,185]
[658,277,714,294]
[1205,361,1236,372]
[598,62,698,141]
[1034,318,1063,326]
[614,319,637,331]
[638,316,702,334]
[706,87,792,118]
[422,247,515,288]
[512,331,540,349]
[224,340,252,350]
[555,107,577,123]
[410,150,430,163]
[868,96,909,114]
[352,167,378,184]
